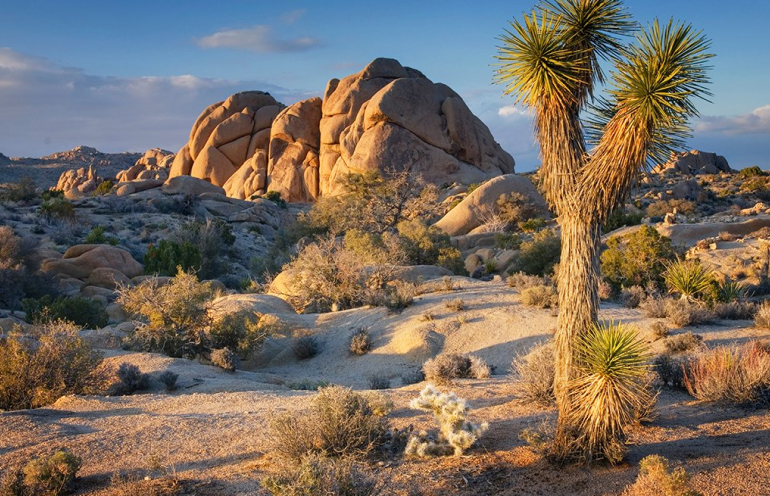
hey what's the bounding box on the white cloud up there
[497,104,529,118]
[197,25,322,53]
[0,48,315,157]
[695,104,770,135]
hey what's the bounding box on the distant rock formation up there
[56,165,100,198]
[656,150,731,175]
[0,152,10,165]
[116,148,175,182]
[169,58,515,202]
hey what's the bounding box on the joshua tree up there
[495,0,711,460]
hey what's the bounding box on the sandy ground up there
[2,279,770,495]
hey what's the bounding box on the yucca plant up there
[495,0,712,462]
[663,259,714,301]
[567,321,653,463]
[715,278,747,303]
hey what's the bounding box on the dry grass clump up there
[754,301,770,328]
[520,285,558,308]
[654,354,690,389]
[422,353,491,385]
[381,281,415,311]
[651,321,669,340]
[664,299,712,327]
[210,348,239,371]
[712,301,755,320]
[0,320,102,410]
[640,296,668,318]
[622,454,701,496]
[598,279,613,300]
[269,386,389,460]
[621,286,646,308]
[109,362,150,395]
[292,336,319,360]
[664,332,704,353]
[511,341,555,406]
[445,298,465,312]
[683,342,770,405]
[348,328,372,356]
[405,385,488,457]
[1,449,82,496]
[158,371,178,391]
[263,454,379,496]
[506,271,548,290]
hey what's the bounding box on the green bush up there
[0,177,37,203]
[603,208,644,233]
[41,188,64,201]
[494,232,522,250]
[3,449,82,496]
[261,190,287,208]
[39,198,76,221]
[510,229,561,276]
[144,240,201,276]
[94,179,114,196]
[740,165,764,178]
[173,218,235,279]
[601,225,679,291]
[22,295,108,329]
[84,226,118,245]
[496,192,539,229]
[663,259,715,300]
[0,320,103,410]
[519,217,547,232]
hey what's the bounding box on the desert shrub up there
[293,336,319,360]
[158,371,178,391]
[41,188,64,202]
[0,320,103,410]
[22,294,108,329]
[598,279,613,300]
[118,268,215,358]
[506,272,548,290]
[520,285,558,308]
[654,354,689,389]
[712,301,755,320]
[209,310,270,358]
[349,328,372,356]
[286,379,331,391]
[94,179,114,196]
[367,375,390,390]
[396,219,463,272]
[445,298,465,312]
[2,449,82,496]
[494,232,522,250]
[510,229,561,276]
[741,176,768,193]
[496,192,539,228]
[651,321,669,340]
[566,321,653,464]
[622,454,701,496]
[263,454,378,496]
[210,348,239,371]
[269,385,388,460]
[715,279,747,303]
[143,240,201,276]
[663,259,714,300]
[422,353,489,384]
[111,362,151,395]
[0,268,58,311]
[754,301,770,328]
[173,218,235,279]
[305,170,441,236]
[519,217,547,232]
[39,198,75,221]
[646,199,696,219]
[664,332,704,353]
[511,341,555,406]
[621,286,646,308]
[381,281,415,311]
[0,177,37,203]
[601,226,679,291]
[664,299,712,327]
[405,385,488,457]
[603,208,644,233]
[640,296,668,318]
[84,225,118,245]
[683,342,770,406]
[153,192,199,215]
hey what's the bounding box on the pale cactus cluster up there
[405,385,488,457]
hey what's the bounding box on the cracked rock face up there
[170,58,515,202]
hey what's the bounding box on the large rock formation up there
[169,92,283,187]
[170,58,515,202]
[116,148,175,182]
[56,165,99,198]
[655,150,731,175]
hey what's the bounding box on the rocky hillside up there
[0,146,142,188]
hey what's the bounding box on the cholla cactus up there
[405,385,488,457]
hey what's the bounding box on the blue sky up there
[1,0,768,171]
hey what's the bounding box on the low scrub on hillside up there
[22,294,108,329]
[1,449,82,496]
[510,229,561,276]
[601,226,679,291]
[422,353,491,385]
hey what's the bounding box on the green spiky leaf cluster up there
[663,259,714,300]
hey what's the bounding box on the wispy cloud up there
[695,104,770,135]
[280,9,306,25]
[0,48,315,157]
[197,25,322,53]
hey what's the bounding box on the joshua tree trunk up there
[551,213,602,457]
